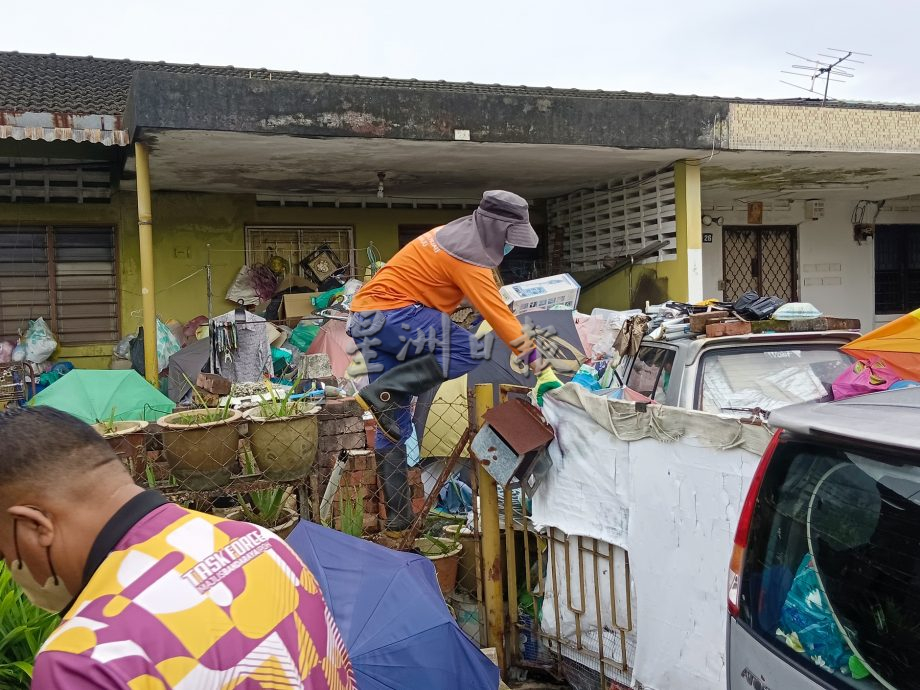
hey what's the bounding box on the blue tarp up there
[287,520,499,690]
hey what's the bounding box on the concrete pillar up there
[674,160,704,303]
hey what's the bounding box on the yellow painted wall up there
[0,192,464,369]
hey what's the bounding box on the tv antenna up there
[781,49,870,104]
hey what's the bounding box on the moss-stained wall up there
[0,192,463,368]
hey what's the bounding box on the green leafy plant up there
[0,564,59,688]
[338,487,364,538]
[256,377,304,419]
[97,407,118,436]
[233,453,293,529]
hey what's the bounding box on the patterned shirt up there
[32,492,355,690]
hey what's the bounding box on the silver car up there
[619,331,858,416]
[727,387,920,690]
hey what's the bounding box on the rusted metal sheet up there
[0,111,128,146]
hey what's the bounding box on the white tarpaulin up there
[533,385,773,690]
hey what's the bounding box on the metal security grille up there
[547,169,677,272]
[245,226,355,279]
[722,226,797,302]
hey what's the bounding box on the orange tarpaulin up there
[842,308,920,381]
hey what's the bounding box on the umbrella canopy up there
[286,520,499,690]
[842,307,920,380]
[307,319,369,389]
[31,369,175,423]
[167,338,211,402]
[415,309,585,458]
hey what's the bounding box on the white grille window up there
[245,226,355,279]
[548,169,677,272]
[0,226,118,344]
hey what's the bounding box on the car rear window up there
[698,346,852,416]
[740,436,920,689]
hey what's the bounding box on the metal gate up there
[722,226,798,301]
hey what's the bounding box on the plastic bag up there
[0,341,13,364]
[155,319,181,373]
[224,266,260,306]
[22,317,58,364]
[832,359,900,401]
[777,554,853,675]
[289,324,320,352]
[114,334,135,360]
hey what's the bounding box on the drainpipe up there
[475,383,506,672]
[134,142,159,386]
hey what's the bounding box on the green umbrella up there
[30,370,175,424]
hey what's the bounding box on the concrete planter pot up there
[243,405,319,481]
[415,537,463,595]
[157,409,243,490]
[226,506,299,539]
[92,420,149,478]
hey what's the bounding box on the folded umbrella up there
[286,520,499,690]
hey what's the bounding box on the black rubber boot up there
[356,354,447,443]
[377,445,414,533]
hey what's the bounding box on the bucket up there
[415,537,462,594]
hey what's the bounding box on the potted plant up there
[243,379,319,481]
[225,453,299,537]
[157,389,242,490]
[415,528,463,595]
[91,408,149,478]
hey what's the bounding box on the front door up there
[722,226,798,302]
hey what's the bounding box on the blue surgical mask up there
[503,243,514,256]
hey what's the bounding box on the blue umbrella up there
[286,520,499,690]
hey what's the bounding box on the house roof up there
[3,50,920,117]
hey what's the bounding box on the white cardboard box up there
[500,273,581,315]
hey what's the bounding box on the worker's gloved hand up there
[533,367,563,406]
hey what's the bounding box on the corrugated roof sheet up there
[3,51,920,118]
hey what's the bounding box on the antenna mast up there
[780,49,870,104]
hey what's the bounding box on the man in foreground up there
[0,406,355,690]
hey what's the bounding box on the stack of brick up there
[314,397,427,535]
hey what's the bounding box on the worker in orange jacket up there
[348,190,561,540]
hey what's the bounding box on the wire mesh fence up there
[97,383,638,687]
[98,391,489,648]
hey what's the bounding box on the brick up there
[318,431,365,454]
[346,450,373,471]
[363,514,379,532]
[342,417,365,434]
[412,497,426,514]
[319,419,346,436]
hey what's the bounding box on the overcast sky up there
[3,0,915,103]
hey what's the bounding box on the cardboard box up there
[279,292,322,327]
[499,273,580,315]
[195,373,232,396]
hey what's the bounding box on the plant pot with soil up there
[91,420,149,478]
[243,383,319,481]
[227,485,299,539]
[157,404,243,490]
[415,534,463,595]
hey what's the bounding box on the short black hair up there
[0,406,119,491]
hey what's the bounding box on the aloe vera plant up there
[256,377,303,419]
[233,454,293,529]
[176,376,235,424]
[0,564,59,688]
[338,487,364,538]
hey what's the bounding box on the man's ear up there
[7,506,55,548]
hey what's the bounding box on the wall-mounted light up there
[377,172,386,199]
[702,215,724,227]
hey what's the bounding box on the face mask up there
[9,519,72,613]
[503,243,514,256]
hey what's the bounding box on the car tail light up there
[728,429,781,618]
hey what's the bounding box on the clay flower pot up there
[158,408,243,490]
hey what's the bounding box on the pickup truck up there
[618,330,859,416]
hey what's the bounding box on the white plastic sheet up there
[533,386,772,690]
